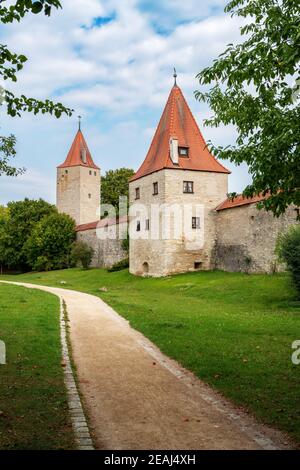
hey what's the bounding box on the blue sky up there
[0,0,251,205]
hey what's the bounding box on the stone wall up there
[77,221,128,268]
[57,166,101,226]
[214,204,299,273]
[129,169,228,277]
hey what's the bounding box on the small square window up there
[145,219,150,231]
[194,261,202,270]
[192,217,200,229]
[183,181,194,193]
[136,220,141,232]
[179,147,189,157]
[153,182,158,195]
[135,187,140,200]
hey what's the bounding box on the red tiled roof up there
[130,85,230,182]
[76,215,128,232]
[58,130,100,170]
[215,193,269,211]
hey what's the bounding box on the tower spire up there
[173,68,177,87]
[78,115,82,131]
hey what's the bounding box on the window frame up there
[153,182,158,195]
[135,187,140,200]
[178,146,189,157]
[145,219,150,231]
[136,220,141,232]
[192,217,200,229]
[183,181,194,194]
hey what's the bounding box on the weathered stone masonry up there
[214,204,299,273]
[56,82,299,275]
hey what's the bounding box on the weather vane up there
[78,115,82,131]
[173,67,177,86]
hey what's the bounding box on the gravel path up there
[1,281,292,450]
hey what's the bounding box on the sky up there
[0,0,251,205]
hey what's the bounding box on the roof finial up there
[78,115,82,131]
[173,67,177,86]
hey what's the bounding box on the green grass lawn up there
[1,269,300,444]
[0,283,74,450]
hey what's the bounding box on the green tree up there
[101,168,135,215]
[0,205,9,273]
[196,0,300,217]
[71,241,94,270]
[24,212,76,271]
[0,198,56,270]
[0,1,72,176]
[276,225,300,298]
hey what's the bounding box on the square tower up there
[129,82,230,277]
[57,129,101,226]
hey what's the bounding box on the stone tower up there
[129,81,230,277]
[57,128,101,226]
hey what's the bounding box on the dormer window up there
[179,147,189,157]
[81,147,87,164]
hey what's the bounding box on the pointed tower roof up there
[58,129,100,170]
[130,84,230,182]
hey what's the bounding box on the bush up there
[71,241,94,269]
[107,258,129,272]
[276,225,300,298]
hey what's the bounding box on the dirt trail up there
[1,281,292,450]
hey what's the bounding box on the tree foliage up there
[101,168,135,214]
[0,1,73,176]
[24,212,76,271]
[196,0,300,217]
[276,225,300,298]
[0,198,56,269]
[0,134,24,176]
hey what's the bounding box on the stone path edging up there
[59,297,94,450]
[0,281,94,451]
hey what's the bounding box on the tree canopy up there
[0,198,56,270]
[196,0,300,217]
[0,198,76,271]
[0,1,72,176]
[101,168,135,215]
[25,212,76,271]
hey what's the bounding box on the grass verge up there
[1,269,300,443]
[0,283,74,450]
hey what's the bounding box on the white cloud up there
[0,0,252,203]
[0,169,55,205]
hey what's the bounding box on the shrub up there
[71,241,94,270]
[276,225,300,298]
[107,258,129,272]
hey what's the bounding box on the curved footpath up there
[0,281,293,450]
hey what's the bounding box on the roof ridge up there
[130,84,230,182]
[58,129,100,170]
